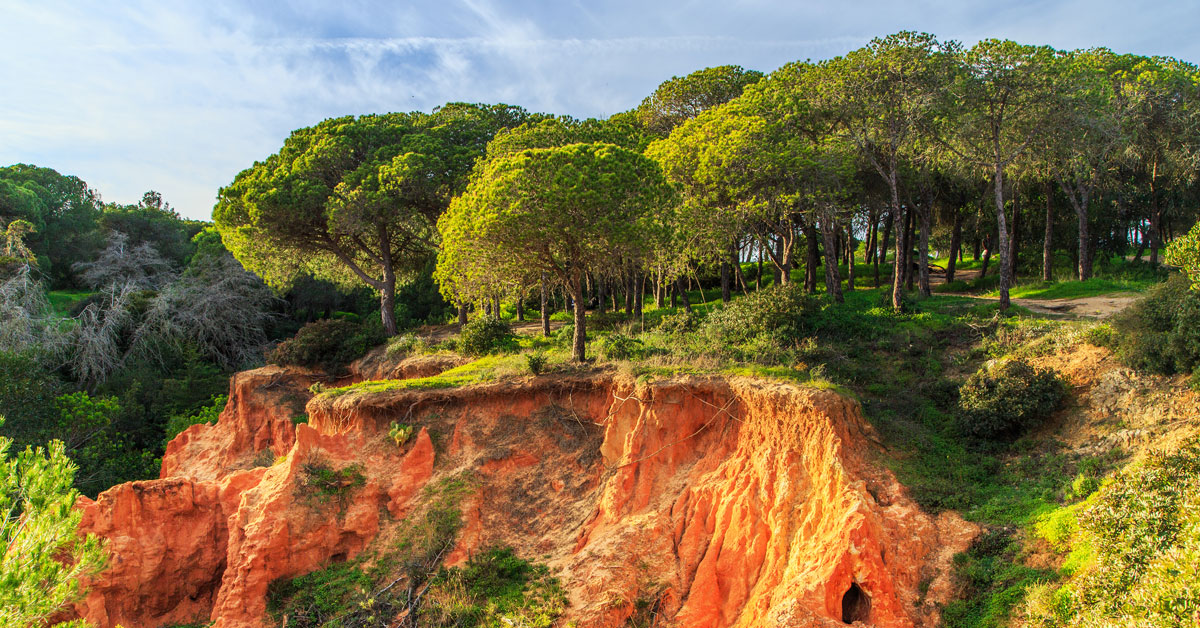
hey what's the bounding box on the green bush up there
[1023,440,1200,627]
[163,394,226,444]
[701,283,816,345]
[957,358,1066,441]
[268,318,385,375]
[656,310,698,334]
[598,333,645,361]
[458,316,516,356]
[1110,273,1200,374]
[525,352,548,376]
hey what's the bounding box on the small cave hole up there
[841,582,871,624]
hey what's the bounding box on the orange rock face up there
[71,366,975,628]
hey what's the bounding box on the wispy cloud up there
[2,0,1197,219]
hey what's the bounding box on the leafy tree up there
[0,425,106,626]
[1167,221,1200,289]
[637,65,764,135]
[818,32,951,308]
[215,104,530,335]
[0,164,103,287]
[935,40,1061,310]
[436,143,675,361]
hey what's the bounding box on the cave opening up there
[841,582,871,624]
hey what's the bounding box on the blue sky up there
[3,1,1198,220]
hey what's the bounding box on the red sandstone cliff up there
[69,361,976,627]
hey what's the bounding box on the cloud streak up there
[2,0,1198,219]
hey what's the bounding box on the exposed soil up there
[68,356,977,628]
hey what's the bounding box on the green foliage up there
[388,422,413,447]
[385,332,427,358]
[422,547,568,627]
[215,106,532,333]
[598,333,646,361]
[957,358,1066,441]
[1023,441,1200,627]
[301,460,366,505]
[525,352,548,376]
[0,428,107,626]
[1166,221,1200,290]
[700,283,816,345]
[269,319,385,375]
[458,316,515,356]
[269,474,478,627]
[163,394,226,444]
[636,64,764,135]
[1109,273,1200,374]
[655,310,698,334]
[435,142,676,361]
[942,529,1056,628]
[266,557,374,626]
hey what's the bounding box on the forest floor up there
[930,268,1140,319]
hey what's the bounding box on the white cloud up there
[2,0,1197,219]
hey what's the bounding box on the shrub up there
[525,352,548,375]
[458,316,515,356]
[656,310,698,334]
[1110,273,1200,374]
[553,324,574,347]
[163,394,226,444]
[386,332,426,358]
[957,358,1066,441]
[389,422,413,446]
[1023,440,1200,627]
[268,319,385,375]
[598,333,645,361]
[701,283,816,345]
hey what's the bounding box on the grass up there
[984,277,1153,300]
[321,355,530,398]
[46,289,94,315]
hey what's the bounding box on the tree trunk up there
[634,275,644,317]
[972,237,981,261]
[675,277,692,312]
[720,253,731,303]
[1043,181,1053,282]
[540,275,550,337]
[1077,206,1092,280]
[845,225,856,292]
[1009,190,1021,285]
[571,274,587,362]
[891,206,905,311]
[516,297,524,322]
[671,282,678,308]
[980,238,992,279]
[877,210,893,289]
[755,241,763,291]
[458,302,468,326]
[918,206,931,298]
[947,211,962,283]
[993,164,1012,311]
[820,215,844,303]
[805,224,820,293]
[732,244,749,295]
[772,237,783,285]
[380,275,398,336]
[903,207,915,291]
[597,279,607,313]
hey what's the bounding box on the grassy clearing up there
[46,289,93,315]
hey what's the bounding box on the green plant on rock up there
[301,460,366,506]
[957,358,1066,441]
[389,422,414,447]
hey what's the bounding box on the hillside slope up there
[66,357,976,627]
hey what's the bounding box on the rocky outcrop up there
[71,365,977,628]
